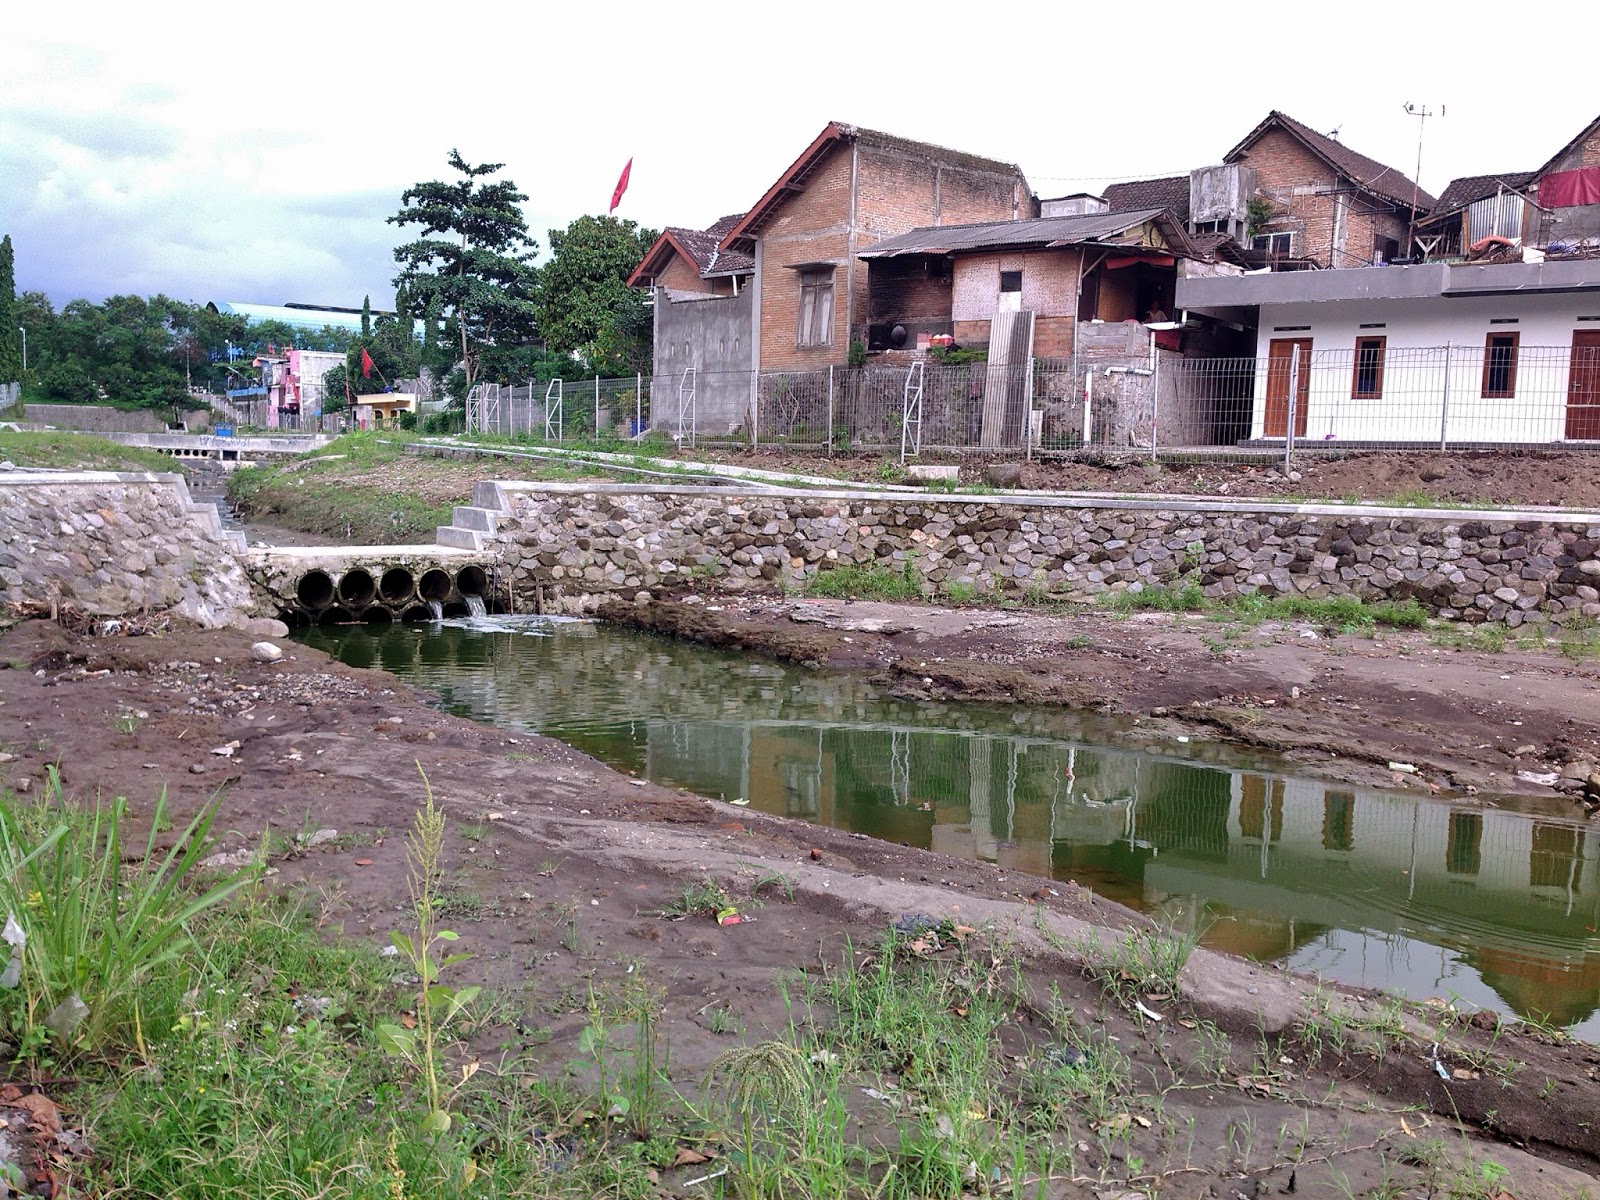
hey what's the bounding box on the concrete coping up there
[480,479,1600,527]
[0,470,188,487]
[249,545,484,561]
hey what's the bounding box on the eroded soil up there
[1,615,1598,1196]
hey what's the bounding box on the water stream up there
[301,616,1600,1037]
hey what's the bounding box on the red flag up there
[360,348,375,379]
[609,157,632,213]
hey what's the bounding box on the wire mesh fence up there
[464,341,1600,463]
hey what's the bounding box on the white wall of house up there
[1248,292,1600,442]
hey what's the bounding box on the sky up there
[4,1,1597,311]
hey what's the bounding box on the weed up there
[707,1005,738,1035]
[1103,580,1207,614]
[375,766,481,1132]
[1078,923,1202,1001]
[942,579,989,604]
[748,867,796,902]
[456,821,489,843]
[110,710,143,735]
[657,877,730,919]
[805,560,923,601]
[0,771,254,1056]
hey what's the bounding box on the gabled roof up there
[1225,111,1436,211]
[1428,172,1537,216]
[858,208,1192,259]
[718,122,1029,252]
[626,215,754,289]
[1103,175,1191,222]
[1533,113,1600,178]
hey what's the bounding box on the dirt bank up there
[2,614,1597,1193]
[601,594,1600,802]
[680,446,1600,510]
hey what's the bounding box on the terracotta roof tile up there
[1103,175,1190,222]
[1432,172,1536,215]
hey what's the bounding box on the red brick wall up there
[756,137,1031,371]
[1545,123,1600,172]
[657,255,731,295]
[1239,127,1411,267]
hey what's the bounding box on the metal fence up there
[464,342,1600,463]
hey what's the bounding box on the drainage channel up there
[299,616,1600,1039]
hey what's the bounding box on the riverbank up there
[600,592,1600,803]
[2,610,1597,1195]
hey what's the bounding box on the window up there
[1252,231,1293,256]
[999,270,1022,293]
[998,269,1023,313]
[797,269,834,348]
[1482,331,1520,398]
[1530,824,1583,889]
[1351,335,1386,399]
[1193,219,1229,235]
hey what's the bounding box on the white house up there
[1176,259,1600,445]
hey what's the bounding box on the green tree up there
[0,236,20,383]
[389,150,538,396]
[534,215,657,376]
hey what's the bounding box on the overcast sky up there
[5,2,1596,311]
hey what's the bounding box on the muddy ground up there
[2,614,1598,1196]
[603,593,1600,803]
[678,448,1600,511]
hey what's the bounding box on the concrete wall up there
[0,471,252,627]
[0,383,18,415]
[25,403,211,434]
[1251,292,1600,442]
[480,481,1600,626]
[651,285,754,435]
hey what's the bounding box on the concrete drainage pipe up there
[296,570,335,610]
[419,569,451,603]
[338,568,377,607]
[380,567,416,604]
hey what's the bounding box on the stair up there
[434,482,509,554]
[435,526,484,551]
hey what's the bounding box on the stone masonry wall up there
[485,483,1600,626]
[0,472,253,627]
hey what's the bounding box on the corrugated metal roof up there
[858,209,1171,258]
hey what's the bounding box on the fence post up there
[1149,353,1160,463]
[636,372,642,440]
[827,365,835,457]
[1025,356,1035,462]
[594,375,601,439]
[1285,349,1300,472]
[751,370,759,450]
[1439,343,1452,451]
[1082,370,1093,447]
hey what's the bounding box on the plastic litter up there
[1043,1044,1088,1069]
[45,993,89,1039]
[716,907,746,927]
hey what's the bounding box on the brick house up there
[713,122,1035,374]
[1528,113,1600,248]
[859,208,1194,360]
[1412,173,1538,259]
[1104,112,1433,270]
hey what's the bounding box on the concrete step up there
[435,526,483,551]
[451,505,499,533]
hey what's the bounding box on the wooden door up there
[1264,338,1312,438]
[1566,330,1600,441]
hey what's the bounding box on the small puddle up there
[301,616,1600,1037]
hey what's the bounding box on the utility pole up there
[1403,102,1442,259]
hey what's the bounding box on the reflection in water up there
[303,617,1600,1037]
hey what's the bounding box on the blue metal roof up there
[212,302,368,334]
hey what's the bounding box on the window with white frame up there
[1252,231,1293,256]
[797,269,834,348]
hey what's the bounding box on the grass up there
[1101,583,1430,632]
[804,560,924,601]
[655,877,730,919]
[0,429,178,473]
[1077,924,1203,1003]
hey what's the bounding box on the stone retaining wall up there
[0,471,253,627]
[25,403,210,434]
[483,482,1600,626]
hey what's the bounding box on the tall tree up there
[0,236,19,383]
[389,150,538,396]
[534,215,657,376]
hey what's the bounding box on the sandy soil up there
[600,594,1600,807]
[2,613,1598,1194]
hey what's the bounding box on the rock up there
[188,763,207,775]
[904,464,960,484]
[301,829,339,848]
[12,778,30,794]
[236,616,291,639]
[250,641,284,663]
[1586,772,1600,799]
[199,848,256,871]
[1511,744,1537,757]
[983,462,1024,489]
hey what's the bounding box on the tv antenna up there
[1404,103,1443,256]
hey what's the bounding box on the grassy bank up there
[227,433,460,544]
[0,429,177,473]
